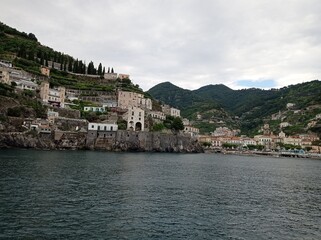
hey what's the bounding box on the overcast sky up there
[1,0,321,91]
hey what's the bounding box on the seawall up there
[0,130,204,153]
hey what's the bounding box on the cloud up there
[1,0,321,91]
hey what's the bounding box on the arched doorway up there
[135,122,142,131]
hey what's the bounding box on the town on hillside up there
[0,59,320,155]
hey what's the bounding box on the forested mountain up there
[148,80,321,135]
[0,21,108,77]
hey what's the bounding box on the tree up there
[111,67,114,73]
[98,63,102,75]
[172,117,184,131]
[28,33,37,41]
[102,67,105,75]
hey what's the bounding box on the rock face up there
[0,130,204,153]
[89,130,203,153]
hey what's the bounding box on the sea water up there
[0,150,320,239]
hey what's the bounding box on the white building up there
[15,79,38,91]
[183,126,200,137]
[126,106,144,131]
[84,106,106,113]
[88,122,118,131]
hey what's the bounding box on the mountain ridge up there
[148,80,321,135]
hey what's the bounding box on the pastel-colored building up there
[118,90,152,110]
[40,66,50,77]
[40,81,65,108]
[118,73,130,80]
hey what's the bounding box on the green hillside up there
[148,80,321,135]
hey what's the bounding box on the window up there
[111,126,113,131]
[91,125,94,129]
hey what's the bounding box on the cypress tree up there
[111,67,114,73]
[102,67,105,75]
[98,63,102,75]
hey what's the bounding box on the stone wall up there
[0,130,203,153]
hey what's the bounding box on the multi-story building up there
[40,81,65,108]
[149,111,166,121]
[125,106,144,131]
[15,79,38,91]
[87,122,118,145]
[183,126,200,138]
[118,90,152,110]
[0,67,10,85]
[162,104,181,117]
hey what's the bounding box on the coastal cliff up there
[0,130,203,153]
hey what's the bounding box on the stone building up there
[40,81,65,108]
[118,90,152,110]
[161,104,181,117]
[125,106,144,131]
[0,67,10,85]
[86,122,118,146]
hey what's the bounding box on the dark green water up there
[0,149,320,239]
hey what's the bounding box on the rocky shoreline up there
[0,130,204,153]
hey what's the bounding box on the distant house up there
[118,73,130,80]
[0,67,10,85]
[40,66,50,77]
[162,104,181,118]
[183,126,200,137]
[84,106,106,113]
[15,79,38,91]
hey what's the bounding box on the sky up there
[1,0,321,91]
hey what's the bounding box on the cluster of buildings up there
[2,60,201,139]
[199,126,320,153]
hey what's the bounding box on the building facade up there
[126,106,144,131]
[40,81,65,108]
[118,90,152,110]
